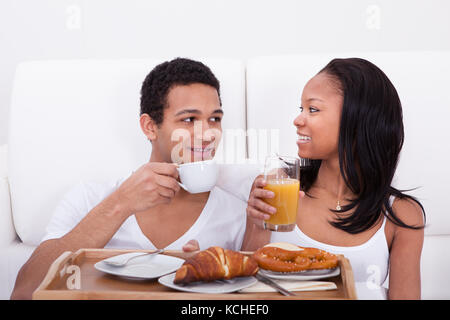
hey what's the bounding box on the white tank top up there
[270,196,393,298]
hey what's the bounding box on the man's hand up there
[114,162,181,216]
[182,239,200,252]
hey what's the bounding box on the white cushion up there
[246,52,450,235]
[0,144,7,179]
[8,58,246,246]
[421,235,450,299]
[0,176,15,248]
[0,241,35,300]
[0,144,16,249]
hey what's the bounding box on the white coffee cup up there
[177,159,218,193]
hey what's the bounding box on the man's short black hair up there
[140,57,221,125]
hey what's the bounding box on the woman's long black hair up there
[300,58,426,234]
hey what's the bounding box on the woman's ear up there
[140,113,158,141]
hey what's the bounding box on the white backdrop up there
[1,0,450,145]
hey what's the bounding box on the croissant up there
[174,246,259,284]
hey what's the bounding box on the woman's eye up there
[299,106,318,113]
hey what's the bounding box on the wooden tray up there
[32,248,357,300]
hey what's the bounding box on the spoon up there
[103,249,164,267]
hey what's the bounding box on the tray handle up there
[33,251,75,294]
[338,255,357,300]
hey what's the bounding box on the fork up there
[104,249,164,267]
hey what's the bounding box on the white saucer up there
[259,267,340,281]
[94,253,184,280]
[158,272,257,294]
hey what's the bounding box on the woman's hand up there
[246,175,305,227]
[241,175,304,251]
[246,176,276,224]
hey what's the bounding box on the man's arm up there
[10,191,130,300]
[11,162,181,300]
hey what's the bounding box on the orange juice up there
[263,178,299,226]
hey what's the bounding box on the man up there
[11,58,247,299]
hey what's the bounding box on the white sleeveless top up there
[270,197,393,299]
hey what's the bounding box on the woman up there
[242,58,426,300]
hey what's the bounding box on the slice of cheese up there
[263,242,304,251]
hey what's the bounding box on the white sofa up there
[1,52,449,299]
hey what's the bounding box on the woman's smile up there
[297,133,312,144]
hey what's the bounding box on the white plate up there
[259,267,340,281]
[94,253,185,280]
[158,272,258,294]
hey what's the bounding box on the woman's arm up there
[388,198,425,300]
[240,176,273,251]
[241,215,272,251]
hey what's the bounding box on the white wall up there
[1,0,450,145]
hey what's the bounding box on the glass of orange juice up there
[263,156,301,232]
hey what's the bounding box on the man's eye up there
[210,117,222,122]
[182,117,195,123]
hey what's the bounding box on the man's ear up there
[140,113,158,141]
